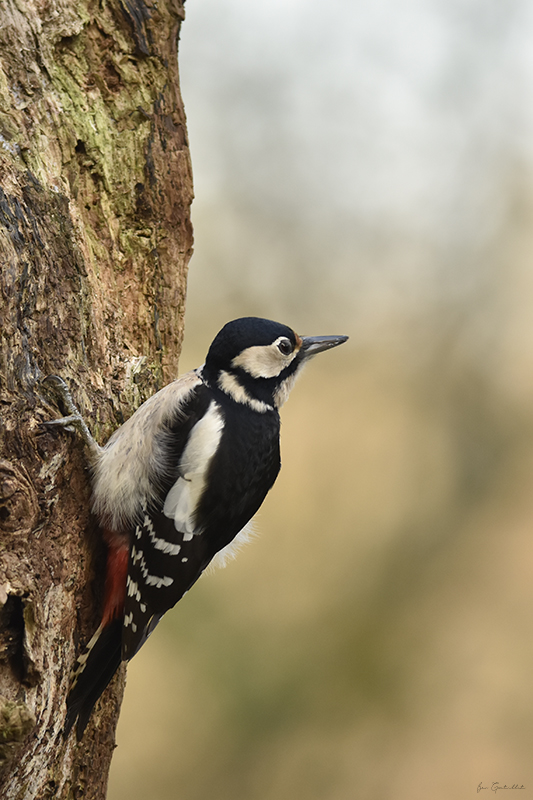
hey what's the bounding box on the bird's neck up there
[202,366,278,414]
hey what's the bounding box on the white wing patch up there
[92,371,202,530]
[163,400,224,535]
[162,477,195,538]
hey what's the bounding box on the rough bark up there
[0,0,193,796]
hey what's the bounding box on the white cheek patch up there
[163,401,224,535]
[231,338,298,379]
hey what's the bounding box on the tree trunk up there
[0,0,192,796]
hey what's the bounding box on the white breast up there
[207,521,256,571]
[163,401,224,538]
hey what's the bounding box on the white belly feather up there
[163,401,224,538]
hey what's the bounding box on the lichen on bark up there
[0,0,193,796]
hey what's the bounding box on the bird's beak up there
[300,334,349,359]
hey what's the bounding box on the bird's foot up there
[41,375,101,458]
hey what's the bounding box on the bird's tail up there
[64,618,123,741]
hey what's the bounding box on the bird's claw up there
[40,376,102,457]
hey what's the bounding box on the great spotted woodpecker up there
[44,317,348,739]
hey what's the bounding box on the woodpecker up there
[44,317,348,739]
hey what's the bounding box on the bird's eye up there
[277,338,293,356]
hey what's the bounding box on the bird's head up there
[202,317,348,412]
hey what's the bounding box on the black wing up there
[121,384,221,658]
[122,503,216,658]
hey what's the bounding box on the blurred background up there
[108,1,533,798]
